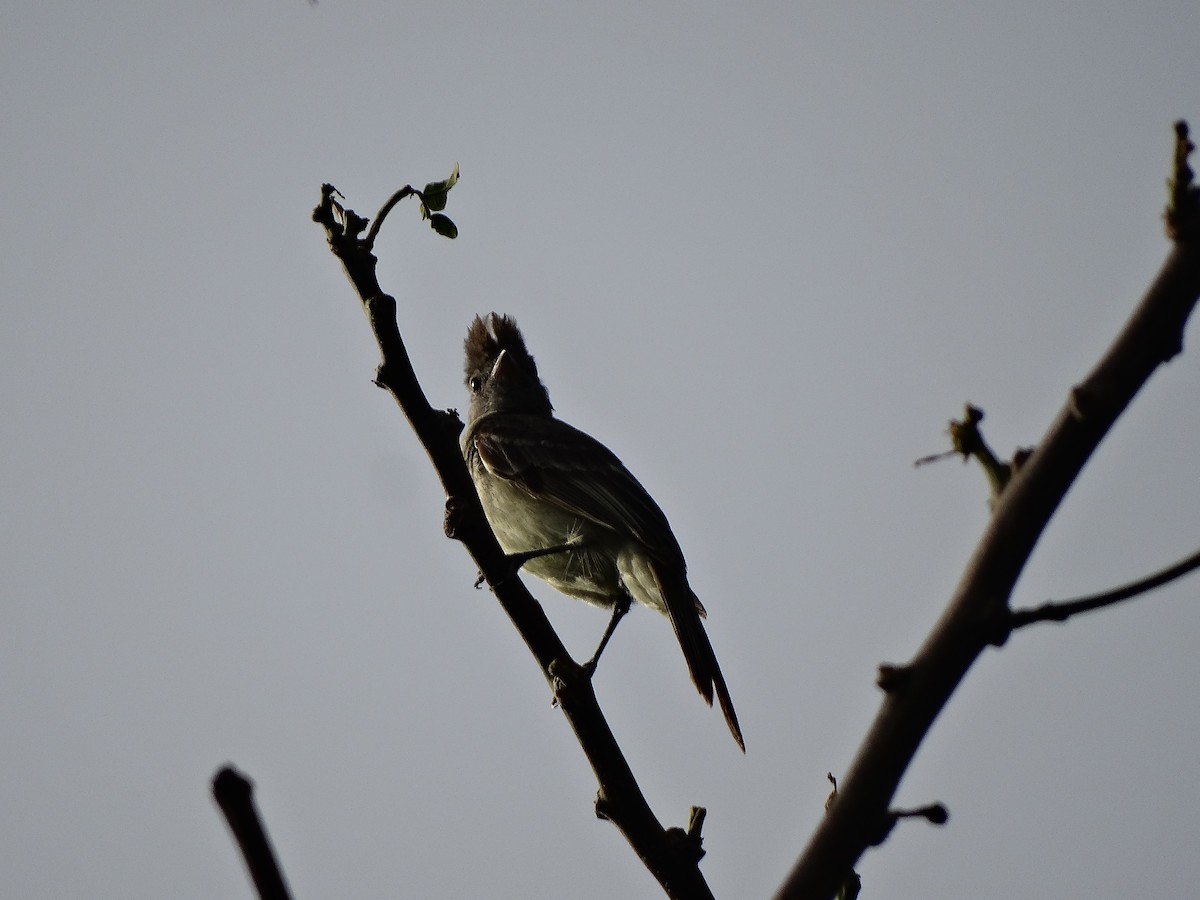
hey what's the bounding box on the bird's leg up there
[510,520,588,569]
[506,542,578,567]
[582,596,632,676]
[484,540,584,588]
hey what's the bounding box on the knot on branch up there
[443,496,504,592]
[438,407,465,441]
[444,496,470,541]
[659,806,707,865]
[876,663,912,692]
[549,655,591,708]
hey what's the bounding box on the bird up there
[459,313,743,750]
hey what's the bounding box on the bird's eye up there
[468,375,482,393]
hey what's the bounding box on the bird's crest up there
[464,313,540,380]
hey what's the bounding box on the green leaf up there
[429,213,458,239]
[422,162,460,212]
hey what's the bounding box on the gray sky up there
[3,3,1199,898]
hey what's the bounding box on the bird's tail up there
[656,569,744,751]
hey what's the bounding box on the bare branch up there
[871,803,949,845]
[212,766,293,900]
[1003,546,1200,634]
[915,404,1034,502]
[362,185,416,250]
[774,122,1200,900]
[313,185,715,899]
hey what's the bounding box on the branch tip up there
[868,802,949,847]
[686,806,707,838]
[212,764,251,794]
[919,404,1034,503]
[952,405,1015,498]
[1166,119,1200,241]
[891,802,949,827]
[824,773,840,813]
[211,765,294,900]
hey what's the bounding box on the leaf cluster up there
[418,163,460,238]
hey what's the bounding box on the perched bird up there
[460,313,743,750]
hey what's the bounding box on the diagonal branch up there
[212,766,293,900]
[312,185,715,900]
[774,122,1200,900]
[1004,546,1200,633]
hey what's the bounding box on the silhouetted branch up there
[774,122,1200,899]
[212,766,293,900]
[915,404,1034,502]
[869,803,949,847]
[1002,546,1200,634]
[312,184,714,900]
[363,185,415,250]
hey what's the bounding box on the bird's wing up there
[470,413,744,749]
[468,413,685,564]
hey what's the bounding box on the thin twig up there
[1005,546,1200,632]
[363,185,416,250]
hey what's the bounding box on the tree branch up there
[212,766,293,900]
[312,185,715,899]
[1003,546,1200,633]
[774,122,1200,900]
[915,404,1034,502]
